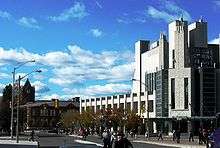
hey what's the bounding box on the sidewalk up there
[130,135,206,148]
[132,139,205,148]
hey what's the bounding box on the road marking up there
[74,139,103,147]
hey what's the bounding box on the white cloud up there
[95,1,103,9]
[0,83,5,94]
[0,10,11,19]
[49,2,88,22]
[32,81,50,93]
[0,72,10,79]
[18,17,40,29]
[40,93,60,100]
[62,83,131,96]
[214,1,220,7]
[209,37,220,44]
[146,1,191,22]
[0,44,134,87]
[90,28,103,37]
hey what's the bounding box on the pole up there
[16,75,21,143]
[146,90,149,139]
[10,69,15,139]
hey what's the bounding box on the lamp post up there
[11,60,35,139]
[132,78,149,138]
[16,69,42,143]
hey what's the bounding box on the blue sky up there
[0,0,219,100]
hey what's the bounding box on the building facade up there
[80,18,220,134]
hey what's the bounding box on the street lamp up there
[132,78,149,138]
[16,69,41,143]
[11,60,35,139]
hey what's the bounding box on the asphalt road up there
[38,135,174,148]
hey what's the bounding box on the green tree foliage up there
[0,84,12,132]
[125,110,142,132]
[60,110,80,128]
[79,108,96,128]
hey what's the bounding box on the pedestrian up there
[172,130,176,141]
[198,128,203,144]
[157,131,163,141]
[114,130,133,148]
[102,129,111,148]
[29,130,35,141]
[189,130,194,142]
[176,130,180,143]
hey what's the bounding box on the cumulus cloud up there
[49,2,89,22]
[0,72,10,80]
[32,81,50,93]
[0,10,11,19]
[0,44,134,89]
[90,28,103,37]
[62,83,131,96]
[214,1,220,7]
[146,1,191,22]
[18,17,41,29]
[209,37,220,44]
[0,83,5,94]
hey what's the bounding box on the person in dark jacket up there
[114,131,133,148]
[176,130,181,143]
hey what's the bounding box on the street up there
[38,135,174,148]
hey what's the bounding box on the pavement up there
[70,134,206,148]
[0,134,207,148]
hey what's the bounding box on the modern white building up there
[80,18,220,134]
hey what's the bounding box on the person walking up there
[102,129,111,148]
[157,131,163,141]
[29,130,35,141]
[189,130,194,142]
[114,131,133,148]
[172,130,176,141]
[176,130,181,143]
[198,128,203,144]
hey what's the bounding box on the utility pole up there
[10,69,15,139]
[16,75,21,143]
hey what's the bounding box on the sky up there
[0,0,219,100]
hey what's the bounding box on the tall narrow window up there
[184,78,189,109]
[171,78,175,109]
[172,50,175,68]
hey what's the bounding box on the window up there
[113,104,117,109]
[141,92,144,96]
[91,98,95,102]
[184,78,189,109]
[148,100,154,112]
[107,104,111,108]
[101,97,105,100]
[119,95,124,98]
[82,100,85,103]
[171,78,175,109]
[172,50,175,68]
[126,94,131,97]
[86,99,89,102]
[133,102,138,113]
[133,93,137,97]
[96,98,100,101]
[107,96,111,100]
[113,96,117,99]
[119,103,124,109]
[96,105,100,111]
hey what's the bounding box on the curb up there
[133,140,206,148]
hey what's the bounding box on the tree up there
[60,110,80,129]
[125,110,142,132]
[79,108,96,129]
[0,84,12,132]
